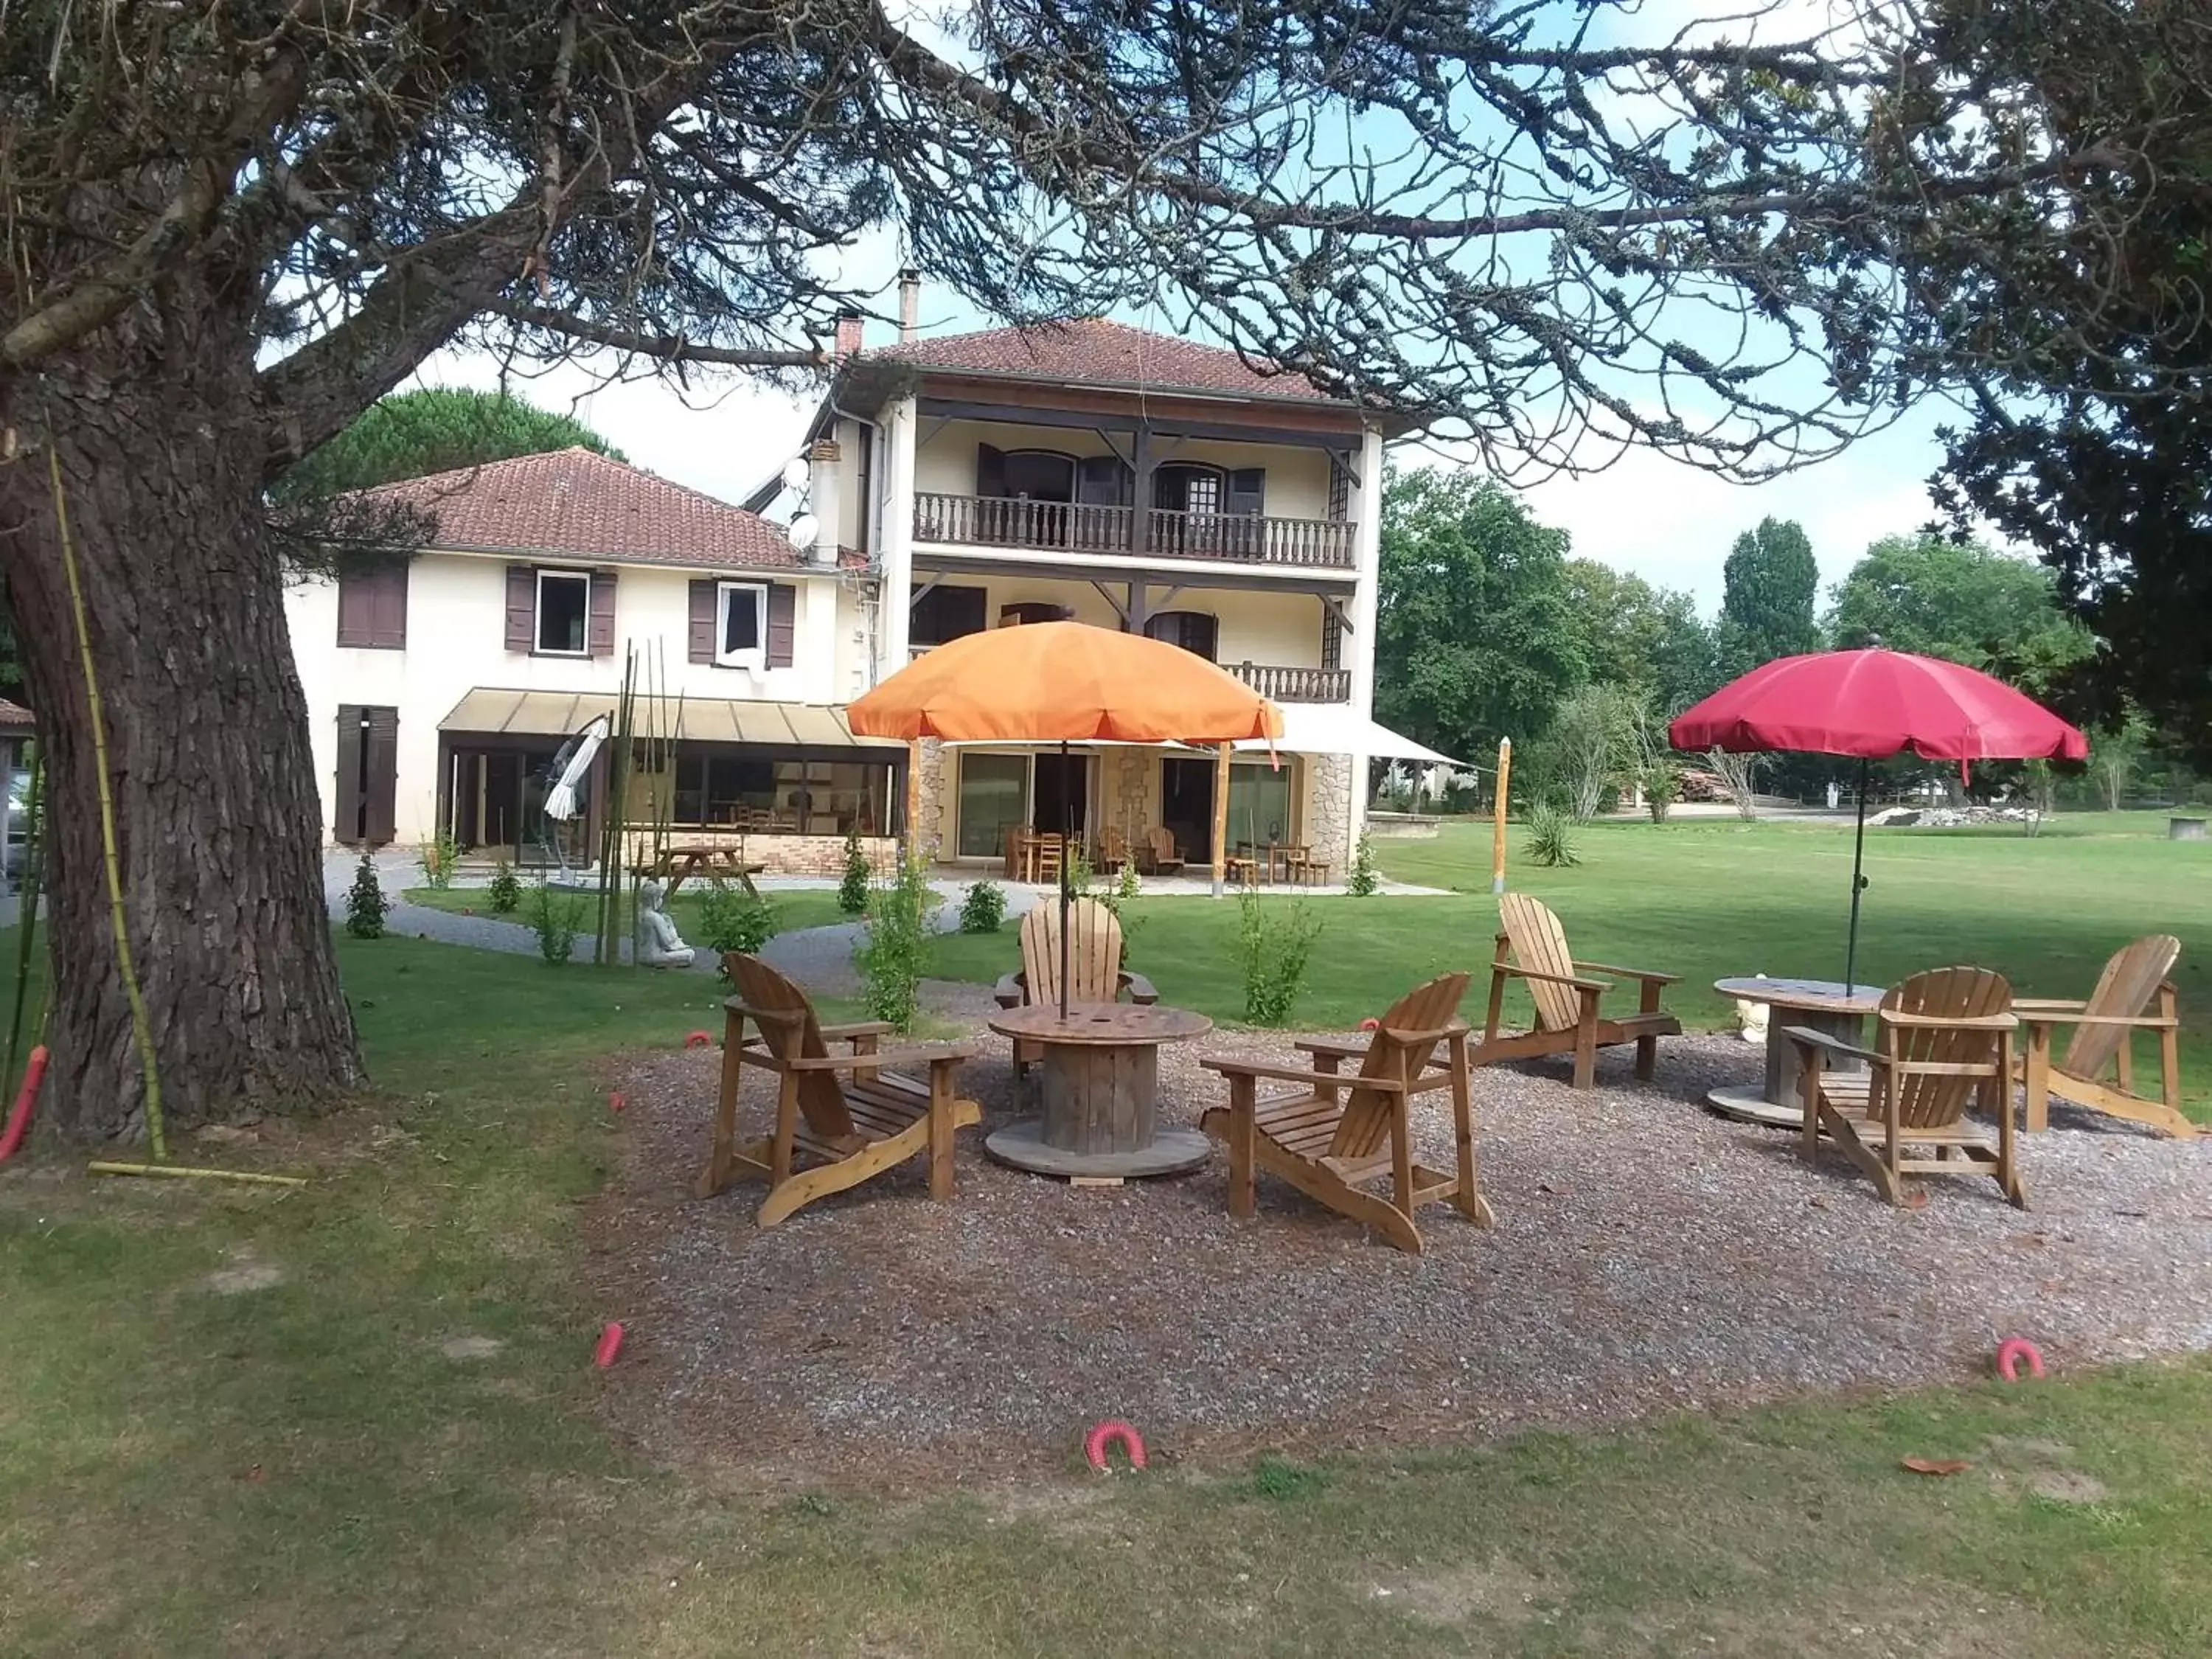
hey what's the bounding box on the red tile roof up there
[0,698,32,731]
[866,316,1340,403]
[354,448,805,571]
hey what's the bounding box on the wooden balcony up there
[913,492,1355,569]
[1228,662,1352,703]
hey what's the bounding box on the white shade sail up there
[1231,703,1463,767]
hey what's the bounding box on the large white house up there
[285,302,1449,877]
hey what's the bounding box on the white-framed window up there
[536,569,591,655]
[715,580,768,669]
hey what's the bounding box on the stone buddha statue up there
[634,877,695,969]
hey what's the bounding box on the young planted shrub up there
[1346,832,1379,897]
[1641,764,1682,824]
[1235,888,1323,1026]
[855,858,933,1030]
[529,878,585,964]
[417,828,459,890]
[959,878,1007,934]
[487,859,522,914]
[1524,804,1582,869]
[344,853,388,939]
[697,882,779,966]
[837,827,872,915]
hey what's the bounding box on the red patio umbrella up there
[1669,648,2087,987]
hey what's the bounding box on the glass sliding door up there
[1227,760,1295,849]
[956,753,1030,860]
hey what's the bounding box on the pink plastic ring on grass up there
[684,1030,712,1048]
[1995,1338,2045,1382]
[1085,1420,1147,1472]
[594,1322,625,1368]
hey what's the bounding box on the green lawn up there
[933,812,2212,1113]
[403,882,855,939]
[2,861,2211,1650]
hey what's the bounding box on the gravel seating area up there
[589,1023,2212,1484]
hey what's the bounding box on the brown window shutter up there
[505,566,535,653]
[588,568,618,657]
[336,571,375,647]
[334,705,366,844]
[363,708,400,845]
[766,582,796,667]
[688,580,717,664]
[371,561,408,648]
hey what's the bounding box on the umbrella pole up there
[1059,739,1073,1022]
[1845,757,1870,991]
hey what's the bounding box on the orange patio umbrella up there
[848,621,1284,1017]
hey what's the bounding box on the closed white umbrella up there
[545,715,610,821]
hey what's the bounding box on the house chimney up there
[805,437,843,566]
[832,311,864,361]
[897,270,920,344]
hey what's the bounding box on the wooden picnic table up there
[984,1001,1214,1180]
[654,844,765,900]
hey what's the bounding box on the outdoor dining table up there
[1708,976,1885,1128]
[984,1001,1214,1180]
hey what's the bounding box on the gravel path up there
[589,1023,2212,1484]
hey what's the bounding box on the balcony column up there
[1130,424,1153,556]
[880,394,918,670]
[1346,421,1386,848]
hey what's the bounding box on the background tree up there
[1376,470,1587,767]
[274,389,625,502]
[0,1,2121,1138]
[1717,518,1820,677]
[1545,684,1647,822]
[1565,560,1719,715]
[1901,2,2212,754]
[1826,535,2090,669]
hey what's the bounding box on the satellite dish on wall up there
[787,512,819,548]
[781,456,812,492]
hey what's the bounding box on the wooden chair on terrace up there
[1028,832,1065,886]
[1199,973,1495,1255]
[1477,894,1681,1088]
[1787,965,2025,1210]
[1098,826,1133,875]
[696,953,982,1226]
[2016,935,2192,1138]
[994,899,1157,1076]
[1144,826,1184,876]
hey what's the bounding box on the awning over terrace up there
[439,688,900,748]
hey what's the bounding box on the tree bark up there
[0,337,363,1141]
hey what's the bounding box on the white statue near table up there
[634,877,695,968]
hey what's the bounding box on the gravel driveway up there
[589,1026,2212,1484]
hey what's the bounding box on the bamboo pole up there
[1491,737,1512,896]
[1210,740,1232,897]
[88,1161,307,1188]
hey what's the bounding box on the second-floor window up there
[716,582,767,668]
[535,570,592,655]
[335,559,408,649]
[1144,611,1218,661]
[911,583,987,646]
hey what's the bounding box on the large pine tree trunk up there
[0,344,364,1141]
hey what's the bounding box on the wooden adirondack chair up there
[1786,966,2024,1209]
[1478,894,1682,1088]
[993,899,1158,1074]
[2016,936,2192,1138]
[1098,826,1133,874]
[1199,973,1494,1254]
[1145,826,1185,876]
[696,953,982,1226]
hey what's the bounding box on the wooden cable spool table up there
[984,1002,1214,1179]
[1708,976,1885,1128]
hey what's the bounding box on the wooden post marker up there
[1491,737,1512,895]
[905,738,924,860]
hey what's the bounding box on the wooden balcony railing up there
[912,492,1356,569]
[1228,662,1352,703]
